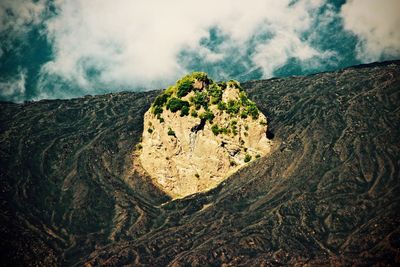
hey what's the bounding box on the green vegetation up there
[180,106,189,117]
[153,105,163,115]
[208,83,223,104]
[226,100,240,115]
[191,72,209,82]
[191,110,198,118]
[156,114,164,123]
[148,128,153,134]
[176,76,194,98]
[166,97,189,113]
[195,173,200,178]
[218,81,227,90]
[211,124,219,135]
[245,103,259,119]
[149,72,264,137]
[256,154,261,159]
[151,88,173,115]
[217,101,226,110]
[199,110,215,122]
[192,91,208,110]
[167,127,176,137]
[211,124,229,135]
[153,93,170,107]
[244,154,252,163]
[227,80,242,90]
[231,125,238,135]
[219,127,228,134]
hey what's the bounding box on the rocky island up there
[138,72,272,198]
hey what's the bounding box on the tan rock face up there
[137,73,272,199]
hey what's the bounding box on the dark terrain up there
[1,61,399,266]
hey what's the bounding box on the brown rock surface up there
[138,74,272,198]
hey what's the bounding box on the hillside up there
[139,72,272,198]
[0,61,399,266]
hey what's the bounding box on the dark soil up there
[1,61,399,266]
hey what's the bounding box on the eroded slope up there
[0,61,399,266]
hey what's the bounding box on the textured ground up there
[1,61,399,266]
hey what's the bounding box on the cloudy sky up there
[0,0,399,102]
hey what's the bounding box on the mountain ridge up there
[0,60,399,266]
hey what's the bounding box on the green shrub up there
[227,80,242,90]
[232,126,238,136]
[166,97,189,113]
[259,120,267,126]
[240,110,248,119]
[211,124,219,135]
[193,91,209,110]
[219,127,228,134]
[246,103,259,119]
[148,128,153,134]
[176,77,194,97]
[180,105,189,117]
[199,110,215,122]
[239,91,249,105]
[244,154,252,163]
[226,100,240,115]
[217,101,226,110]
[167,127,176,136]
[191,110,198,117]
[152,105,163,115]
[195,173,200,178]
[153,93,170,107]
[218,81,227,90]
[164,86,176,95]
[256,154,261,159]
[136,143,143,150]
[191,72,209,82]
[207,83,223,104]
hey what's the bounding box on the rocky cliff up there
[138,73,272,198]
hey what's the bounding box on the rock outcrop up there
[138,72,272,198]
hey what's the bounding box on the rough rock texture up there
[139,77,272,198]
[0,61,399,266]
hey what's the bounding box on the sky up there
[0,0,399,102]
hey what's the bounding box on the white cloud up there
[41,0,328,91]
[252,33,319,76]
[0,0,45,35]
[0,69,27,102]
[341,0,400,62]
